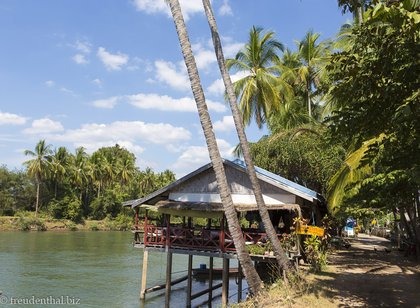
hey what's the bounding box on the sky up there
[0,0,351,177]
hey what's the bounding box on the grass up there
[233,266,339,308]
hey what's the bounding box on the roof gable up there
[124,159,321,208]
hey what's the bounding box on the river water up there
[0,231,245,307]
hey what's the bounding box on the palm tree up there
[166,0,263,294]
[227,26,291,129]
[337,0,370,25]
[70,147,90,202]
[50,146,69,199]
[202,0,291,273]
[295,31,331,118]
[24,139,53,216]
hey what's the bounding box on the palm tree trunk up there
[167,0,263,294]
[307,79,312,118]
[202,0,291,273]
[35,182,40,217]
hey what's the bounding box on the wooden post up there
[140,249,148,300]
[208,256,214,308]
[135,207,139,230]
[221,257,229,307]
[186,254,193,308]
[166,214,171,248]
[165,252,173,308]
[143,210,148,244]
[237,261,242,303]
[220,216,225,252]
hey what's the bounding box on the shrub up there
[17,216,47,231]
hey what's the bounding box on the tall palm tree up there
[202,0,291,273]
[227,27,291,129]
[166,0,263,294]
[50,146,69,199]
[70,147,89,202]
[24,139,52,216]
[295,31,331,118]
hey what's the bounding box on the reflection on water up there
[0,232,246,307]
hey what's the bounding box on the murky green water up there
[0,231,244,307]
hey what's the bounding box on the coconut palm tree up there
[202,0,291,273]
[295,31,331,118]
[227,26,291,129]
[50,146,70,199]
[24,139,53,216]
[337,0,371,25]
[166,0,263,294]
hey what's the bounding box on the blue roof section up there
[230,159,320,201]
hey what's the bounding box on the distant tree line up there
[0,141,175,221]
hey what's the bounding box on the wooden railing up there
[134,224,298,255]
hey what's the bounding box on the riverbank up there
[238,234,420,307]
[0,215,132,231]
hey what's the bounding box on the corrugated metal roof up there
[229,159,320,201]
[124,158,321,208]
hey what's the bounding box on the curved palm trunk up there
[202,0,291,272]
[167,0,263,294]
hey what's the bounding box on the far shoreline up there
[0,215,133,232]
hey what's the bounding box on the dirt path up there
[312,234,420,307]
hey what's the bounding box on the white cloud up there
[97,47,129,71]
[128,93,226,113]
[219,0,233,16]
[60,87,76,96]
[45,80,55,87]
[223,41,244,57]
[92,96,120,109]
[92,78,102,86]
[207,78,225,96]
[0,111,27,125]
[154,60,190,91]
[23,118,64,134]
[171,138,234,176]
[191,43,217,70]
[73,40,92,54]
[49,121,191,148]
[207,71,248,96]
[214,115,235,132]
[72,53,89,64]
[132,0,203,21]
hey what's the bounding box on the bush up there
[17,216,47,231]
[90,223,99,231]
[113,213,133,231]
[66,221,78,231]
[304,235,328,272]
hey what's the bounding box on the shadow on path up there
[312,234,420,307]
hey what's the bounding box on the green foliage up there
[1,142,176,222]
[17,215,47,231]
[304,235,328,272]
[250,127,345,195]
[327,3,420,218]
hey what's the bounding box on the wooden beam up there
[186,254,193,308]
[144,275,188,294]
[222,257,229,307]
[191,283,223,300]
[140,250,148,300]
[237,261,242,303]
[208,256,214,308]
[165,252,173,308]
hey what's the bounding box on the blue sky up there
[0,0,350,177]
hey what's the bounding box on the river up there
[0,231,245,307]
